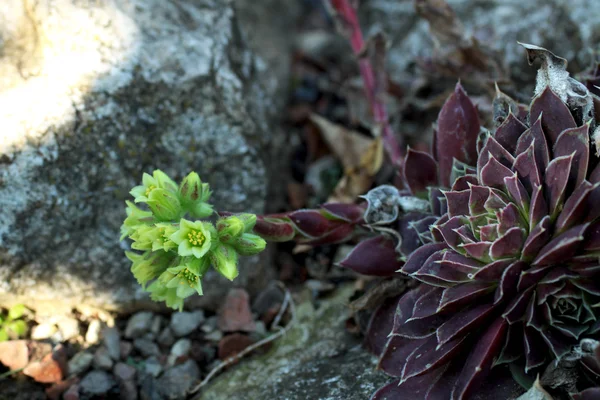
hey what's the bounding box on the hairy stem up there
[327,0,404,166]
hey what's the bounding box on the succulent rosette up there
[364,46,600,399]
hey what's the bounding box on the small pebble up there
[102,327,121,361]
[150,315,162,335]
[85,320,102,344]
[56,317,80,341]
[125,312,154,338]
[133,338,161,358]
[31,323,58,340]
[120,341,133,360]
[68,351,94,376]
[93,347,113,370]
[143,356,163,378]
[157,327,175,347]
[79,370,116,395]
[170,310,205,337]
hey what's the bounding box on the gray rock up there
[0,0,294,314]
[143,356,164,378]
[80,370,116,395]
[125,312,154,338]
[169,310,204,337]
[133,338,161,358]
[67,351,94,376]
[157,327,175,347]
[157,360,200,400]
[360,0,600,89]
[168,338,191,367]
[93,347,114,370]
[199,285,389,400]
[102,326,121,361]
[150,315,163,336]
[139,374,164,400]
[113,362,137,382]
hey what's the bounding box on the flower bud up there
[216,216,245,243]
[189,201,214,218]
[237,213,258,232]
[178,172,203,204]
[232,233,267,256]
[120,201,153,240]
[126,251,173,288]
[210,244,239,281]
[147,188,182,221]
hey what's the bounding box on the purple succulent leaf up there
[438,281,496,312]
[437,216,467,253]
[401,242,448,275]
[516,265,551,292]
[401,334,466,383]
[555,181,593,234]
[409,286,445,321]
[494,261,527,305]
[301,223,356,245]
[288,209,338,238]
[521,215,552,261]
[338,235,403,276]
[394,312,448,340]
[497,203,524,236]
[539,327,573,359]
[529,87,577,145]
[480,155,514,189]
[451,317,508,400]
[439,251,484,274]
[398,212,432,257]
[544,153,574,219]
[503,174,530,213]
[404,148,440,195]
[435,82,481,186]
[570,262,600,276]
[553,123,591,192]
[513,142,541,194]
[571,278,600,296]
[436,303,496,346]
[445,190,471,218]
[461,242,493,262]
[489,227,525,260]
[536,281,566,305]
[253,217,296,241]
[493,324,522,366]
[501,286,534,323]
[484,188,510,213]
[524,327,547,373]
[525,291,543,329]
[583,221,600,251]
[370,366,447,400]
[472,259,513,281]
[469,185,490,215]
[538,266,578,284]
[378,335,427,377]
[494,113,528,155]
[583,183,600,223]
[479,223,499,242]
[365,295,402,355]
[516,116,550,178]
[477,136,516,179]
[454,225,476,243]
[320,203,365,222]
[553,322,589,340]
[590,162,600,184]
[532,223,589,266]
[529,185,548,228]
[452,174,479,191]
[572,388,600,400]
[413,251,473,286]
[429,187,445,216]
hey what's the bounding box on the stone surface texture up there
[361,0,600,87]
[0,0,296,313]
[198,285,389,400]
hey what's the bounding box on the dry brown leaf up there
[309,114,383,203]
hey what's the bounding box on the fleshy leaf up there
[401,334,465,382]
[480,156,514,190]
[438,282,496,312]
[524,327,546,372]
[494,113,527,155]
[513,142,541,194]
[436,304,495,346]
[339,235,402,276]
[451,317,508,400]
[365,296,402,356]
[521,216,552,261]
[532,223,589,266]
[553,123,590,192]
[435,83,481,186]
[404,148,439,194]
[489,227,525,260]
[555,181,593,233]
[529,87,577,145]
[515,115,549,176]
[445,190,471,218]
[544,154,574,219]
[401,242,448,275]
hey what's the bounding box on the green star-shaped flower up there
[170,219,214,258]
[130,170,178,203]
[120,201,154,240]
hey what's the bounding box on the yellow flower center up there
[145,185,156,196]
[187,229,206,246]
[178,267,199,287]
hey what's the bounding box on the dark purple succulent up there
[363,46,600,399]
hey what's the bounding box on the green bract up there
[121,170,267,310]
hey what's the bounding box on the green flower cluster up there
[121,170,266,310]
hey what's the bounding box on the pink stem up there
[329,0,404,166]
